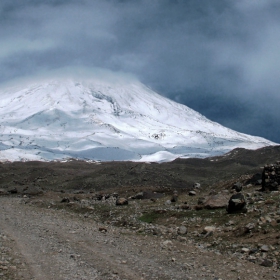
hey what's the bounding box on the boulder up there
[203,193,228,209]
[226,193,247,213]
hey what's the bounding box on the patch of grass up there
[139,211,161,223]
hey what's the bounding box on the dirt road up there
[0,196,278,280]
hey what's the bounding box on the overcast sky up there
[1,0,280,142]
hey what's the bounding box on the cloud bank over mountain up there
[1,0,280,142]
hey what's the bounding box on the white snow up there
[0,73,277,162]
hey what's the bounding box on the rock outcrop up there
[261,162,280,191]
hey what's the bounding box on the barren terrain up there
[1,146,280,279]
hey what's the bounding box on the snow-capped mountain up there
[0,71,276,162]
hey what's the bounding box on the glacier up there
[0,71,276,162]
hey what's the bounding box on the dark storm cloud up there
[1,0,280,142]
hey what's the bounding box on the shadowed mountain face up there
[1,146,280,193]
[0,73,276,162]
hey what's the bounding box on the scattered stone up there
[194,205,204,210]
[249,248,258,255]
[23,186,43,196]
[116,198,128,206]
[73,190,84,194]
[177,226,187,235]
[245,223,255,232]
[161,240,173,248]
[260,245,269,252]
[165,200,172,205]
[233,182,243,192]
[0,189,7,195]
[61,197,70,203]
[193,183,201,189]
[256,179,262,185]
[99,227,107,233]
[189,191,196,196]
[7,187,18,194]
[202,226,216,237]
[180,204,190,210]
[132,192,144,199]
[260,259,273,267]
[171,191,178,202]
[197,197,206,205]
[264,199,275,205]
[241,248,250,253]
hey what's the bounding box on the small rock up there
[177,226,187,235]
[260,245,269,252]
[162,240,173,248]
[245,223,255,231]
[194,205,204,210]
[241,248,250,253]
[0,189,7,195]
[132,192,144,199]
[165,200,172,205]
[233,182,243,192]
[260,259,273,267]
[189,191,196,196]
[99,227,107,233]
[8,187,18,194]
[180,204,190,210]
[202,226,216,236]
[171,191,178,202]
[116,198,128,206]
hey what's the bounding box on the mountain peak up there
[0,71,276,162]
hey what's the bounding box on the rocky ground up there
[1,146,280,279]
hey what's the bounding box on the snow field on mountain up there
[0,73,276,162]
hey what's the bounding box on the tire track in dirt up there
[0,197,175,279]
[1,196,279,280]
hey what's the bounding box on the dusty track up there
[1,196,279,280]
